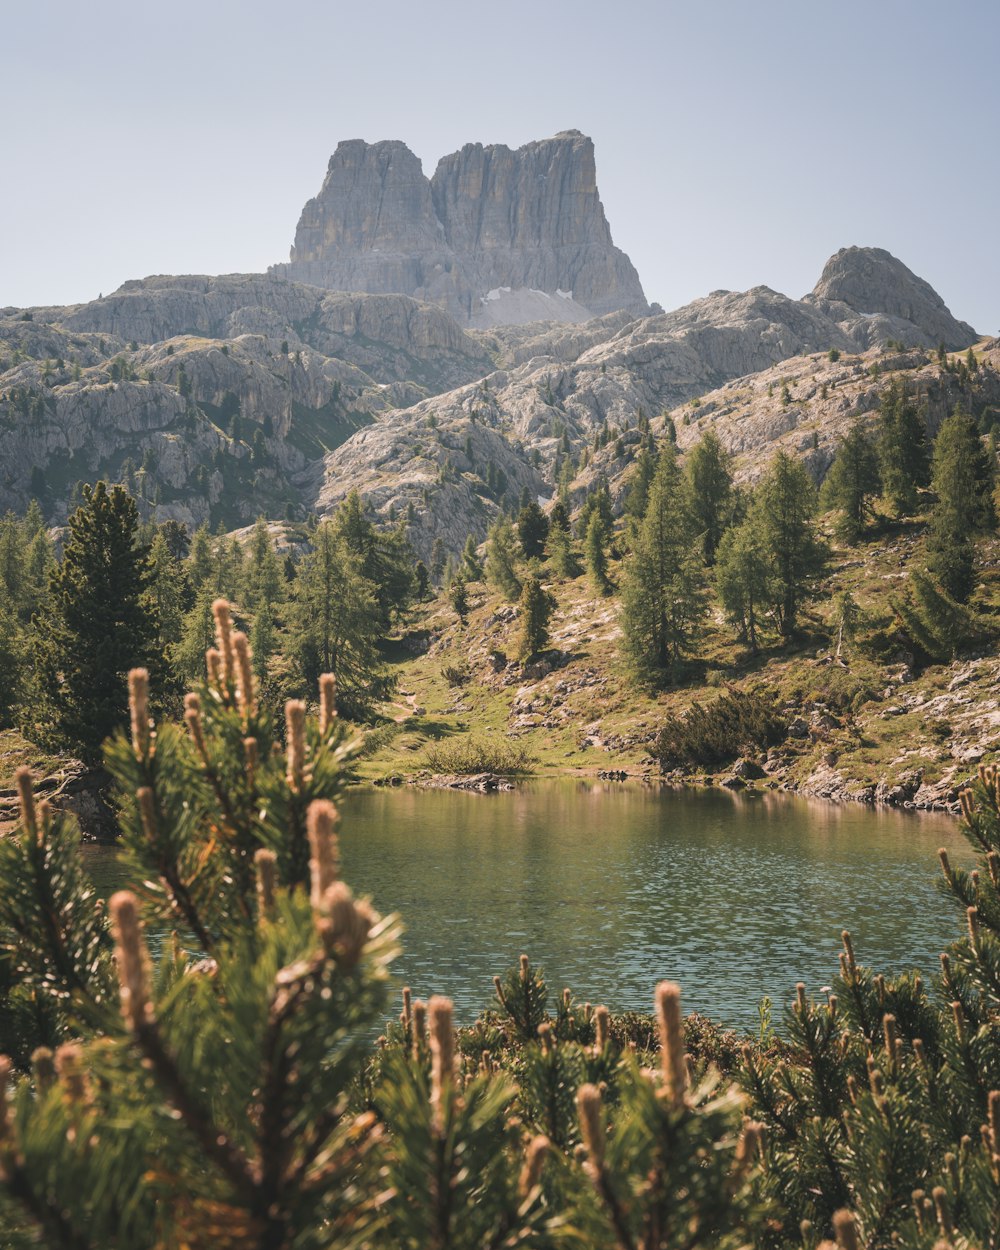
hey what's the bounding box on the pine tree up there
[485,516,522,601]
[927,407,995,602]
[37,482,160,762]
[753,452,826,636]
[820,420,882,543]
[148,527,188,653]
[682,430,734,563]
[620,444,705,682]
[516,573,556,661]
[624,438,656,520]
[877,379,929,517]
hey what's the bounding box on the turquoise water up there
[83,782,966,1031]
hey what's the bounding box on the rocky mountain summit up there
[0,239,983,545]
[270,131,649,327]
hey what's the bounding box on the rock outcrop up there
[806,246,977,350]
[270,131,649,326]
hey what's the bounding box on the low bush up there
[422,733,535,775]
[654,688,786,768]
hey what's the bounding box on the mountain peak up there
[270,131,648,326]
[808,245,976,349]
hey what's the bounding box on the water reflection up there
[81,783,966,1031]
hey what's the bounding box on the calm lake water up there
[84,782,967,1032]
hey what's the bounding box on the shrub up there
[653,688,786,768]
[422,733,535,774]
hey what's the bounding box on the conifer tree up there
[148,527,188,652]
[547,523,579,580]
[430,536,446,586]
[37,482,160,762]
[877,379,929,517]
[448,572,469,622]
[892,569,975,662]
[820,420,882,543]
[461,533,483,580]
[291,520,392,718]
[516,573,556,660]
[682,430,734,563]
[624,438,657,521]
[333,491,415,629]
[485,516,522,602]
[714,520,774,652]
[242,516,283,613]
[584,511,611,595]
[620,444,705,682]
[516,501,549,560]
[753,452,826,636]
[927,407,996,602]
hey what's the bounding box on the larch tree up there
[620,443,705,683]
[926,407,995,602]
[682,430,734,564]
[753,452,826,636]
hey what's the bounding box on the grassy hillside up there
[358,517,1000,810]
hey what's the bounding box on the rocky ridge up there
[270,131,649,326]
[0,246,983,542]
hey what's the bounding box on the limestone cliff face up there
[270,131,649,326]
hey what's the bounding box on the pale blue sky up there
[3,0,998,331]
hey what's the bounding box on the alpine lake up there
[83,780,966,1033]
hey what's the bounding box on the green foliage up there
[546,522,579,580]
[654,688,787,768]
[35,482,161,762]
[927,407,996,602]
[752,451,826,636]
[516,501,549,560]
[620,443,705,684]
[448,573,469,622]
[485,516,522,602]
[516,573,556,661]
[290,520,393,719]
[682,430,734,563]
[820,420,881,543]
[892,570,976,663]
[877,378,929,517]
[714,520,774,652]
[584,511,611,595]
[421,734,534,775]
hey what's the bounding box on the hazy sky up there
[3,0,998,331]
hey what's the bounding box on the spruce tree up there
[820,420,881,543]
[430,536,446,585]
[38,482,160,762]
[926,407,995,602]
[620,443,705,682]
[333,491,415,629]
[682,430,734,563]
[753,452,826,636]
